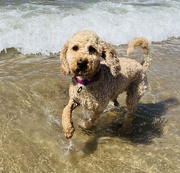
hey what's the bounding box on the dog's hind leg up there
[123,73,148,130]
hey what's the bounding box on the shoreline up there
[1,37,180,57]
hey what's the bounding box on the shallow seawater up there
[0,38,180,173]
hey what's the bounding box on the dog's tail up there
[127,37,152,72]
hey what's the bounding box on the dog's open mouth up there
[75,68,87,75]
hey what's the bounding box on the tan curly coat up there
[60,30,152,139]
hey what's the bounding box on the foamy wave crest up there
[0,1,180,54]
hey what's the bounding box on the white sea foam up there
[0,0,180,54]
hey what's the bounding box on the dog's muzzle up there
[77,60,88,70]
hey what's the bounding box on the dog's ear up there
[100,41,121,76]
[60,41,70,75]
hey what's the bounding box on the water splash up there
[0,1,180,54]
[62,139,74,155]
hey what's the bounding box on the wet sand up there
[0,38,180,173]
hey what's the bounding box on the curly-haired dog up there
[60,30,152,139]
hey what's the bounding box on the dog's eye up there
[88,46,97,55]
[72,45,79,51]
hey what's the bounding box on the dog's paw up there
[122,118,133,135]
[63,126,75,139]
[78,120,94,130]
[122,124,132,135]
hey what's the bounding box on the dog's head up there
[60,30,120,77]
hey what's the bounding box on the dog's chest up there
[70,84,109,110]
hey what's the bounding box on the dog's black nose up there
[77,60,87,69]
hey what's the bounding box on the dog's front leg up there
[62,99,79,139]
[78,111,102,130]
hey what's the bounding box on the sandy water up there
[0,38,180,173]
